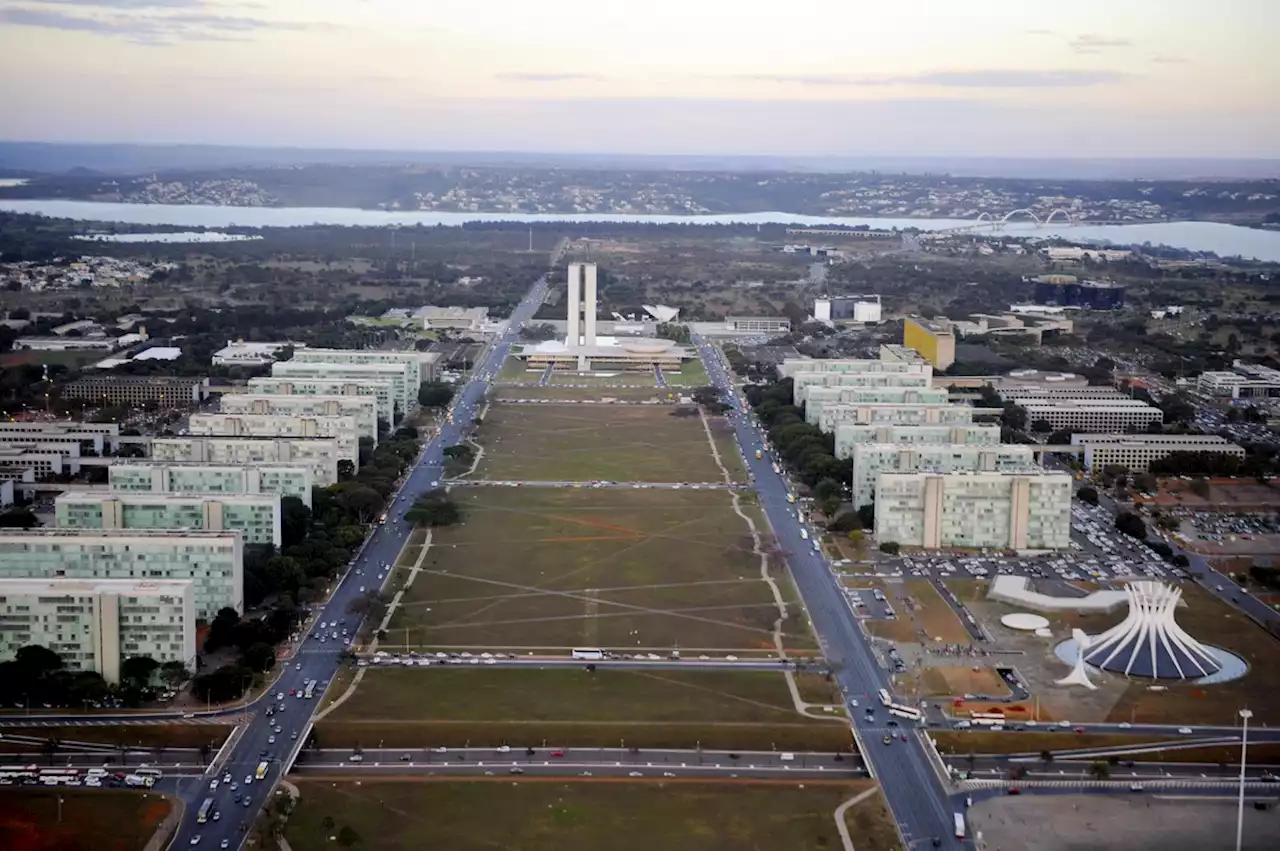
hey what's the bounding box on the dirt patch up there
[919,667,1012,698]
[0,789,171,851]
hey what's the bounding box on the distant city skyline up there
[0,0,1276,158]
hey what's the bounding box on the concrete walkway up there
[834,786,880,851]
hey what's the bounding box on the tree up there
[1039,750,1053,766]
[1088,760,1111,780]
[15,645,63,678]
[857,503,875,529]
[1031,418,1053,433]
[322,815,336,834]
[1154,513,1181,533]
[120,655,160,687]
[336,485,384,524]
[418,382,455,408]
[205,607,241,652]
[1189,477,1212,499]
[879,541,900,555]
[1115,511,1147,541]
[1132,473,1158,493]
[337,825,361,847]
[0,508,39,529]
[242,642,276,674]
[280,496,311,548]
[159,661,189,689]
[1076,486,1099,506]
[406,490,462,527]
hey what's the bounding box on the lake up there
[3,199,1279,262]
[75,231,264,244]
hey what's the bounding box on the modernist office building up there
[270,361,415,419]
[56,491,283,547]
[850,443,1039,508]
[902,318,957,370]
[807,386,952,428]
[108,463,314,507]
[63,375,209,406]
[1032,279,1126,310]
[819,403,976,430]
[1012,399,1163,432]
[778,357,933,380]
[875,471,1073,551]
[0,578,197,683]
[0,529,243,619]
[0,422,119,455]
[1069,433,1245,473]
[218,393,379,443]
[245,377,396,427]
[187,413,360,468]
[150,437,341,487]
[792,371,934,407]
[290,347,431,388]
[834,424,1003,459]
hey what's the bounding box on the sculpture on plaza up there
[1055,628,1097,690]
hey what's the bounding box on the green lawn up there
[664,358,710,387]
[285,781,877,851]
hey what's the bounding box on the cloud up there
[1024,29,1055,36]
[0,3,315,43]
[32,1,217,7]
[495,72,607,83]
[1069,33,1134,51]
[738,69,1130,88]
[1151,55,1191,64]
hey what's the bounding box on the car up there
[1129,783,1145,792]
[509,766,524,775]
[221,842,230,850]
[1118,722,1132,729]
[628,771,643,777]
[244,798,251,807]
[245,776,252,785]
[1178,727,1193,735]
[295,663,302,671]
[882,736,892,745]
[899,733,908,742]
[230,782,238,791]
[190,838,200,846]
[212,812,221,822]
[1074,726,1086,733]
[210,779,219,791]
[551,749,565,757]
[291,731,298,740]
[268,736,276,744]
[276,692,284,701]
[496,746,511,753]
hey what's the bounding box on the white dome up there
[1001,613,1051,631]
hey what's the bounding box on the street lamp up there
[1236,708,1252,851]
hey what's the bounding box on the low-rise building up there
[211,340,302,367]
[218,393,379,443]
[875,471,1072,552]
[270,361,415,419]
[1069,433,1246,473]
[1011,398,1163,432]
[108,463,313,507]
[0,421,118,455]
[245,377,396,427]
[150,437,341,487]
[1196,362,1280,399]
[0,529,243,619]
[187,413,359,468]
[834,424,1003,459]
[851,443,1039,507]
[56,491,283,547]
[724,316,792,334]
[416,306,490,332]
[0,449,68,479]
[63,375,209,406]
[0,578,197,683]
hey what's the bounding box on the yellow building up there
[903,318,956,370]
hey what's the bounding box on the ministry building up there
[56,491,282,547]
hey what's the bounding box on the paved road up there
[693,337,965,850]
[446,479,749,490]
[354,656,805,672]
[161,277,552,849]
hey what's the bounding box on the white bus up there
[877,688,892,707]
[888,704,923,722]
[303,679,318,699]
[197,798,215,824]
[255,761,270,781]
[969,712,1006,727]
[571,648,605,661]
[134,767,163,780]
[954,812,966,839]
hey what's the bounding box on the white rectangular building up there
[56,490,283,547]
[211,341,301,367]
[0,529,243,620]
[792,371,934,407]
[1196,362,1280,399]
[0,573,194,680]
[218,393,378,443]
[0,578,197,684]
[806,386,951,428]
[245,377,396,427]
[290,347,427,388]
[851,443,1040,508]
[187,413,359,468]
[778,357,933,380]
[875,471,1073,552]
[271,360,415,419]
[108,463,313,507]
[150,437,341,487]
[1012,399,1163,432]
[1069,433,1246,473]
[834,424,1002,459]
[0,421,118,455]
[819,403,976,430]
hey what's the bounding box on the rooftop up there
[0,577,194,596]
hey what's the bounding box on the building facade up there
[1012,399,1163,432]
[217,394,379,443]
[792,371,934,407]
[1196,362,1280,399]
[833,424,1004,459]
[56,491,283,547]
[903,318,957,370]
[109,463,313,507]
[725,316,792,334]
[269,361,414,420]
[778,357,933,380]
[211,341,301,367]
[290,347,428,388]
[819,403,976,430]
[0,422,118,455]
[245,377,395,427]
[187,413,359,468]
[150,437,341,487]
[851,443,1039,507]
[1032,279,1126,309]
[0,578,197,683]
[1069,434,1245,473]
[0,530,243,619]
[806,386,951,428]
[875,471,1073,551]
[63,375,209,406]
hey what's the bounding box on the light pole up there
[1236,708,1252,851]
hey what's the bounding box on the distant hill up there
[0,140,1277,180]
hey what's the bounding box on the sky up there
[0,0,1276,158]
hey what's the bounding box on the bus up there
[134,767,163,780]
[197,798,215,824]
[954,812,966,839]
[969,711,1006,727]
[571,648,604,661]
[303,679,318,700]
[255,761,270,781]
[877,688,892,707]
[888,704,923,722]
